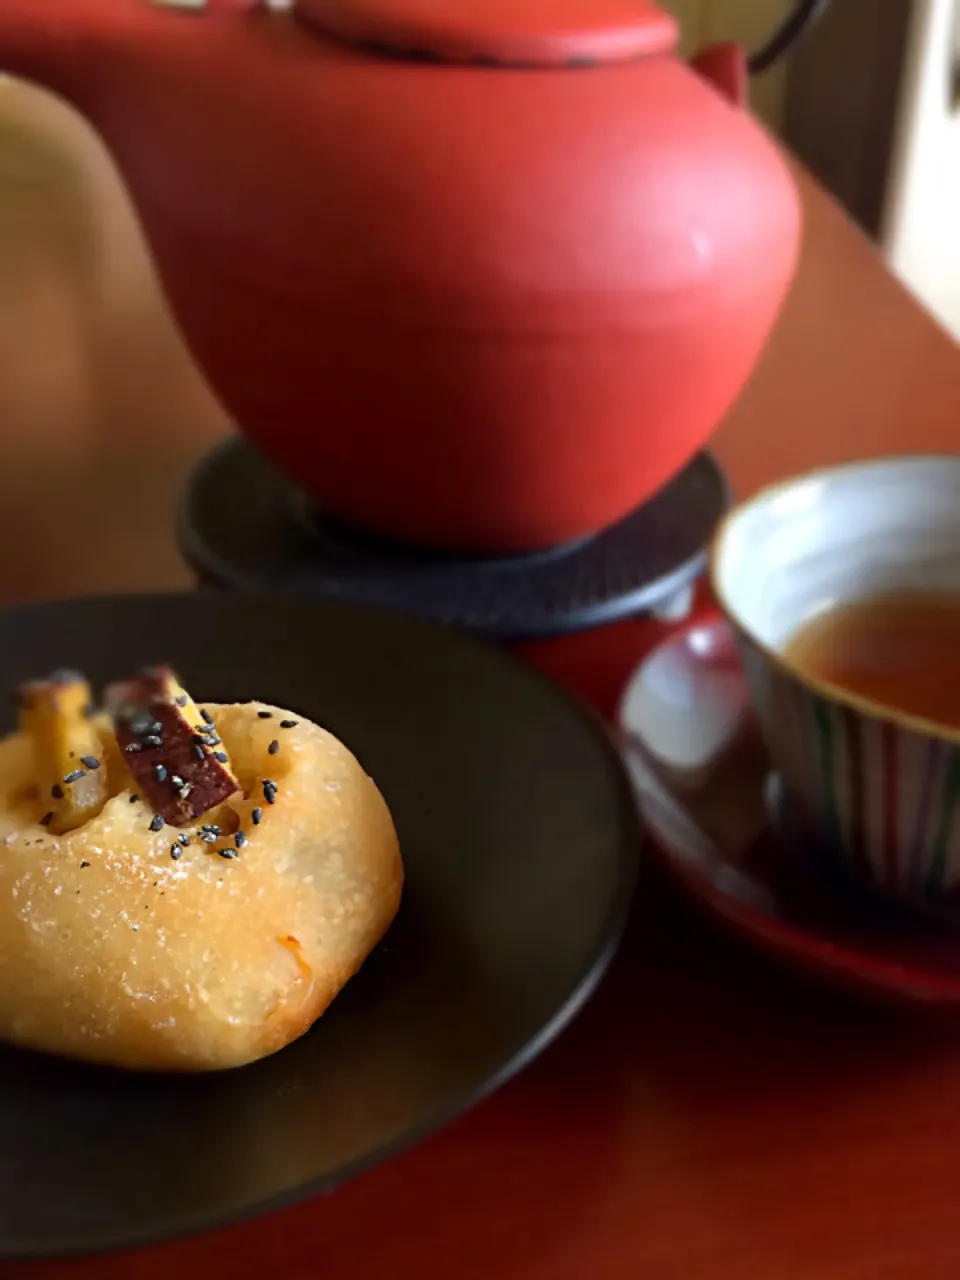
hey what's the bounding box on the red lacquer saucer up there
[618,615,960,1005]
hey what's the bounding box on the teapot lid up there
[294,0,678,68]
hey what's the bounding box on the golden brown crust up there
[0,702,403,1071]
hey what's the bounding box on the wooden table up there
[4,78,960,1280]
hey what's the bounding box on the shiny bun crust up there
[0,703,402,1071]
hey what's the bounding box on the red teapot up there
[0,0,804,553]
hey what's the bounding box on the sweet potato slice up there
[106,667,240,826]
[18,670,109,834]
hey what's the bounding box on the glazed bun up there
[0,698,402,1071]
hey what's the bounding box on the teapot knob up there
[146,0,292,8]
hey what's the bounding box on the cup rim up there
[708,452,960,745]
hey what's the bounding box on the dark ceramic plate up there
[0,593,637,1259]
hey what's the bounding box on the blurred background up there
[669,0,960,339]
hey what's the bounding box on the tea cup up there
[710,454,960,905]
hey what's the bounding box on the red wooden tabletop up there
[3,78,960,1279]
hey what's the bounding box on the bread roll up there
[0,701,402,1071]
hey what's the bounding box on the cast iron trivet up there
[178,438,730,639]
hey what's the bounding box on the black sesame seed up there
[125,743,143,754]
[201,824,222,836]
[258,711,273,719]
[263,780,278,804]
[177,832,190,847]
[79,859,90,869]
[51,784,63,800]
[199,831,218,845]
[280,720,298,730]
[200,708,214,724]
[149,721,163,735]
[171,775,184,788]
[39,812,53,826]
[252,806,263,825]
[80,756,100,770]
[214,751,228,764]
[149,814,164,832]
[175,694,189,707]
[235,830,247,849]
[193,743,205,761]
[268,740,280,755]
[143,735,163,749]
[129,714,152,735]
[129,794,139,804]
[218,848,238,859]
[154,764,168,783]
[63,769,85,784]
[170,844,182,860]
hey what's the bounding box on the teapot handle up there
[692,0,831,107]
[747,0,832,75]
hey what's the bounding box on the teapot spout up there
[0,0,96,112]
[690,43,747,108]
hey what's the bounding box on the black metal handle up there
[747,0,832,75]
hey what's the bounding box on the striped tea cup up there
[711,455,960,905]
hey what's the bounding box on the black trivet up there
[178,438,730,640]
